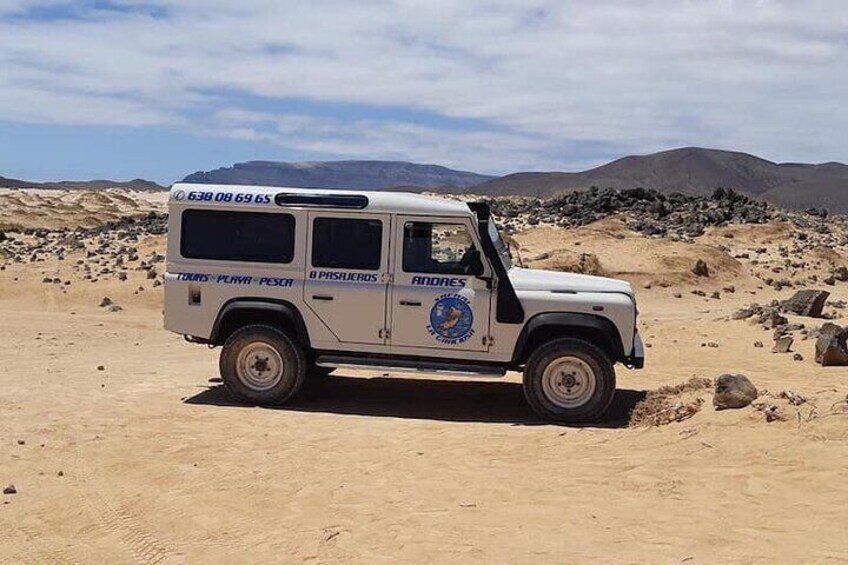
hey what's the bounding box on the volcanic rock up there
[814,323,848,366]
[772,336,793,353]
[692,259,709,277]
[781,290,830,318]
[713,374,758,410]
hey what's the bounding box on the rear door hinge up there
[482,335,495,347]
[378,328,391,340]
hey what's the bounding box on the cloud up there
[0,0,847,172]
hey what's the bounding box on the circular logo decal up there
[427,293,475,345]
[174,189,186,201]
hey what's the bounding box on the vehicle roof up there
[169,183,472,216]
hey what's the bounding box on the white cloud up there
[0,0,847,171]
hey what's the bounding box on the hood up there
[507,267,634,297]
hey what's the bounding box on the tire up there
[523,337,616,423]
[219,324,306,406]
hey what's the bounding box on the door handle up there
[399,300,422,306]
[312,295,334,301]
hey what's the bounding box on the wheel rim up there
[236,341,284,391]
[541,356,597,409]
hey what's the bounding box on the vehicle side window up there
[180,210,295,263]
[312,217,382,270]
[402,222,483,275]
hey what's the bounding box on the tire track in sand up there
[71,449,176,564]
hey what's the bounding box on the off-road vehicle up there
[165,183,644,422]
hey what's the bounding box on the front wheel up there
[523,338,616,423]
[219,324,306,405]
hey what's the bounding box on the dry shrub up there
[630,377,712,427]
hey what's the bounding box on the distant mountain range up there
[182,160,494,189]
[3,147,847,211]
[0,175,165,192]
[468,147,848,211]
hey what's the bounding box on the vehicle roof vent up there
[274,193,369,209]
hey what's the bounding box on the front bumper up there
[624,333,645,369]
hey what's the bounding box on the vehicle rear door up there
[303,212,391,345]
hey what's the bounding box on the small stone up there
[16,439,25,445]
[97,365,105,371]
[107,305,123,312]
[757,403,785,422]
[57,470,64,477]
[778,390,806,405]
[99,297,113,307]
[3,485,16,495]
[753,341,764,348]
[772,336,793,354]
[793,353,804,362]
[692,259,710,277]
[710,291,721,300]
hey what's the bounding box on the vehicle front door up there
[389,217,492,352]
[303,212,391,345]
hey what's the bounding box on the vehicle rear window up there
[180,210,295,263]
[311,217,382,270]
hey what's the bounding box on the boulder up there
[815,323,848,366]
[713,374,758,410]
[781,290,830,318]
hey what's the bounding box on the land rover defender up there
[165,183,644,422]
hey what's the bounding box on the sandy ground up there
[1,190,847,564]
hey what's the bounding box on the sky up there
[0,0,846,184]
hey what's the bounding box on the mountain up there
[0,176,165,191]
[39,179,165,191]
[0,175,38,189]
[181,160,495,189]
[469,147,848,211]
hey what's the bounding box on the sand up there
[1,190,847,564]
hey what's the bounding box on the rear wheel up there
[523,338,615,423]
[219,324,305,405]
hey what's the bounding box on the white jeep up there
[164,183,644,422]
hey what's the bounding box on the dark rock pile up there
[484,187,775,238]
[0,212,167,284]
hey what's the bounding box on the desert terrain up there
[1,188,847,564]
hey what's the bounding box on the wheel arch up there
[210,298,310,347]
[512,312,624,365]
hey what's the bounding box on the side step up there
[315,354,507,378]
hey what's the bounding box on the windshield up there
[487,219,513,270]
